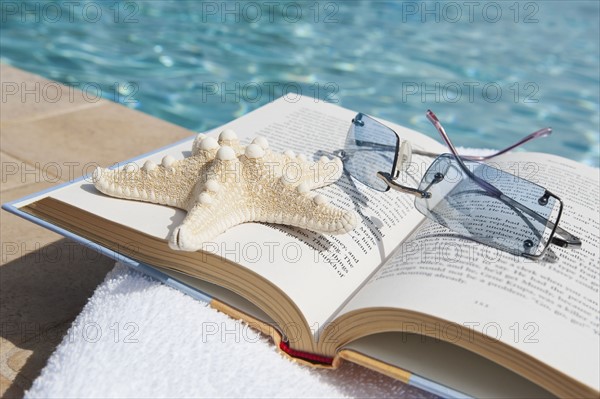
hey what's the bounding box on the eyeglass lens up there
[414,154,558,257]
[343,113,399,192]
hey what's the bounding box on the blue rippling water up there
[1,0,598,165]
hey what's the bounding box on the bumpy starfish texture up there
[92,130,358,252]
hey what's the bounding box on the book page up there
[339,152,600,391]
[17,95,446,332]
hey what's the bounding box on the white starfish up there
[92,130,357,252]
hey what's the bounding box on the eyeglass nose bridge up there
[376,171,432,199]
[382,140,431,197]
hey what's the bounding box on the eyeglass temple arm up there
[412,127,552,161]
[426,111,503,197]
[373,113,548,199]
[354,125,551,160]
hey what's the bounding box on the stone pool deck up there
[0,65,193,397]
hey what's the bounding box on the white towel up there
[25,263,433,398]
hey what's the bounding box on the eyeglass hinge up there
[352,113,365,127]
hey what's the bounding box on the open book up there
[4,96,599,398]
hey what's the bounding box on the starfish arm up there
[92,155,211,209]
[258,179,357,235]
[169,193,247,251]
[298,156,344,190]
[273,152,344,190]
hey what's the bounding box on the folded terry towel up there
[25,263,433,398]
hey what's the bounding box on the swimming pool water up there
[1,0,599,166]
